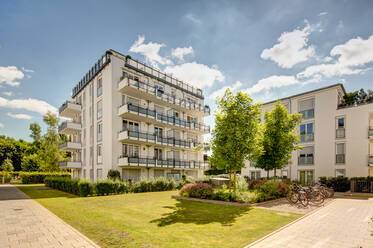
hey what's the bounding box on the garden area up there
[17,184,300,248]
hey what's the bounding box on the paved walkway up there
[0,184,98,248]
[248,198,373,248]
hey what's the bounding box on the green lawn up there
[18,184,301,248]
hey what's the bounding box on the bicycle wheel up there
[310,191,324,205]
[287,192,298,204]
[298,192,309,207]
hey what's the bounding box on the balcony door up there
[123,120,139,132]
[122,144,139,158]
[154,148,163,160]
[299,170,314,185]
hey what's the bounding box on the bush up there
[44,176,80,195]
[20,172,71,184]
[21,154,40,171]
[107,169,121,181]
[180,182,213,199]
[78,180,93,197]
[255,180,289,201]
[130,177,176,193]
[319,176,350,192]
[95,180,116,195]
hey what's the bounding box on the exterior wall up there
[242,85,373,182]
[59,51,208,181]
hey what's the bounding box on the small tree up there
[21,153,41,171]
[210,89,261,190]
[1,158,14,184]
[253,102,302,178]
[107,169,121,181]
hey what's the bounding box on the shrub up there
[247,179,267,190]
[179,182,213,199]
[319,176,350,192]
[20,172,71,184]
[78,180,93,197]
[21,154,40,171]
[44,176,80,195]
[95,180,116,195]
[130,177,176,193]
[107,169,121,181]
[255,180,289,201]
[113,181,129,194]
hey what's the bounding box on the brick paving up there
[247,198,373,248]
[0,184,98,248]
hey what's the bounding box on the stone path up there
[247,198,373,248]
[0,184,98,248]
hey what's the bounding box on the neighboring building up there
[242,84,373,184]
[58,49,210,181]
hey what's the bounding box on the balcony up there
[369,128,373,139]
[298,156,314,165]
[117,156,207,169]
[59,101,81,118]
[58,121,81,134]
[59,160,82,169]
[118,104,210,133]
[118,130,198,149]
[336,128,346,139]
[299,109,314,120]
[300,133,314,143]
[118,77,208,114]
[59,141,81,150]
[336,154,346,164]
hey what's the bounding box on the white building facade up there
[58,49,210,181]
[242,84,373,184]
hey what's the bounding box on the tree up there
[29,123,42,143]
[21,153,41,171]
[209,89,261,189]
[0,135,32,171]
[253,102,302,178]
[1,158,14,172]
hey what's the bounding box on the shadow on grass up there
[15,185,77,200]
[151,199,251,227]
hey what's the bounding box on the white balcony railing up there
[59,101,81,118]
[58,121,81,133]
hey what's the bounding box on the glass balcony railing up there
[336,154,345,164]
[119,103,210,133]
[118,155,206,169]
[299,109,314,120]
[336,128,346,139]
[118,129,199,148]
[298,156,314,165]
[118,77,209,114]
[300,133,314,143]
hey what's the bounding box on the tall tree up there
[29,123,42,143]
[253,102,302,178]
[210,89,261,189]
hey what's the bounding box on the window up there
[336,116,345,138]
[97,100,102,120]
[250,171,261,180]
[154,148,163,160]
[336,143,345,164]
[299,170,314,185]
[122,120,139,132]
[127,96,140,106]
[122,144,139,158]
[97,78,102,97]
[97,122,102,142]
[300,123,314,142]
[299,98,315,119]
[335,169,346,177]
[281,170,288,179]
[298,146,314,165]
[166,171,181,181]
[97,144,102,164]
[154,127,163,137]
[97,169,103,179]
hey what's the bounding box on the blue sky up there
[1,0,373,140]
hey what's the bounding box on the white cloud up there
[298,35,373,79]
[210,81,242,100]
[129,35,172,66]
[0,122,4,128]
[171,47,194,61]
[0,97,57,116]
[21,67,34,73]
[245,75,299,95]
[7,112,32,120]
[164,62,224,89]
[260,22,316,68]
[184,13,202,25]
[2,91,13,97]
[318,12,328,16]
[0,66,24,87]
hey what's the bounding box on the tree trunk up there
[274,168,277,178]
[266,170,269,179]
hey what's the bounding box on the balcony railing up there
[299,109,314,120]
[119,103,210,133]
[336,154,345,164]
[298,156,314,165]
[336,128,346,139]
[118,77,209,114]
[369,128,373,138]
[118,129,198,148]
[58,121,81,133]
[369,156,373,165]
[118,155,206,169]
[300,133,314,143]
[125,57,203,99]
[59,100,81,115]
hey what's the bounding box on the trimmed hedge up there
[20,172,71,184]
[45,176,94,196]
[131,177,176,193]
[319,176,350,192]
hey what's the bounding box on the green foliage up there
[1,158,14,172]
[319,176,350,192]
[0,135,33,171]
[20,172,70,184]
[21,153,40,171]
[95,180,116,195]
[210,89,261,187]
[180,182,214,199]
[255,180,289,200]
[340,88,373,107]
[29,123,42,143]
[77,180,94,197]
[252,102,302,177]
[131,177,176,193]
[107,169,121,181]
[44,176,80,195]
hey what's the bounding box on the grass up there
[18,184,301,248]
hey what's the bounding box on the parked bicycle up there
[286,182,334,207]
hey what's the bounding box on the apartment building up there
[242,84,373,184]
[58,49,210,181]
